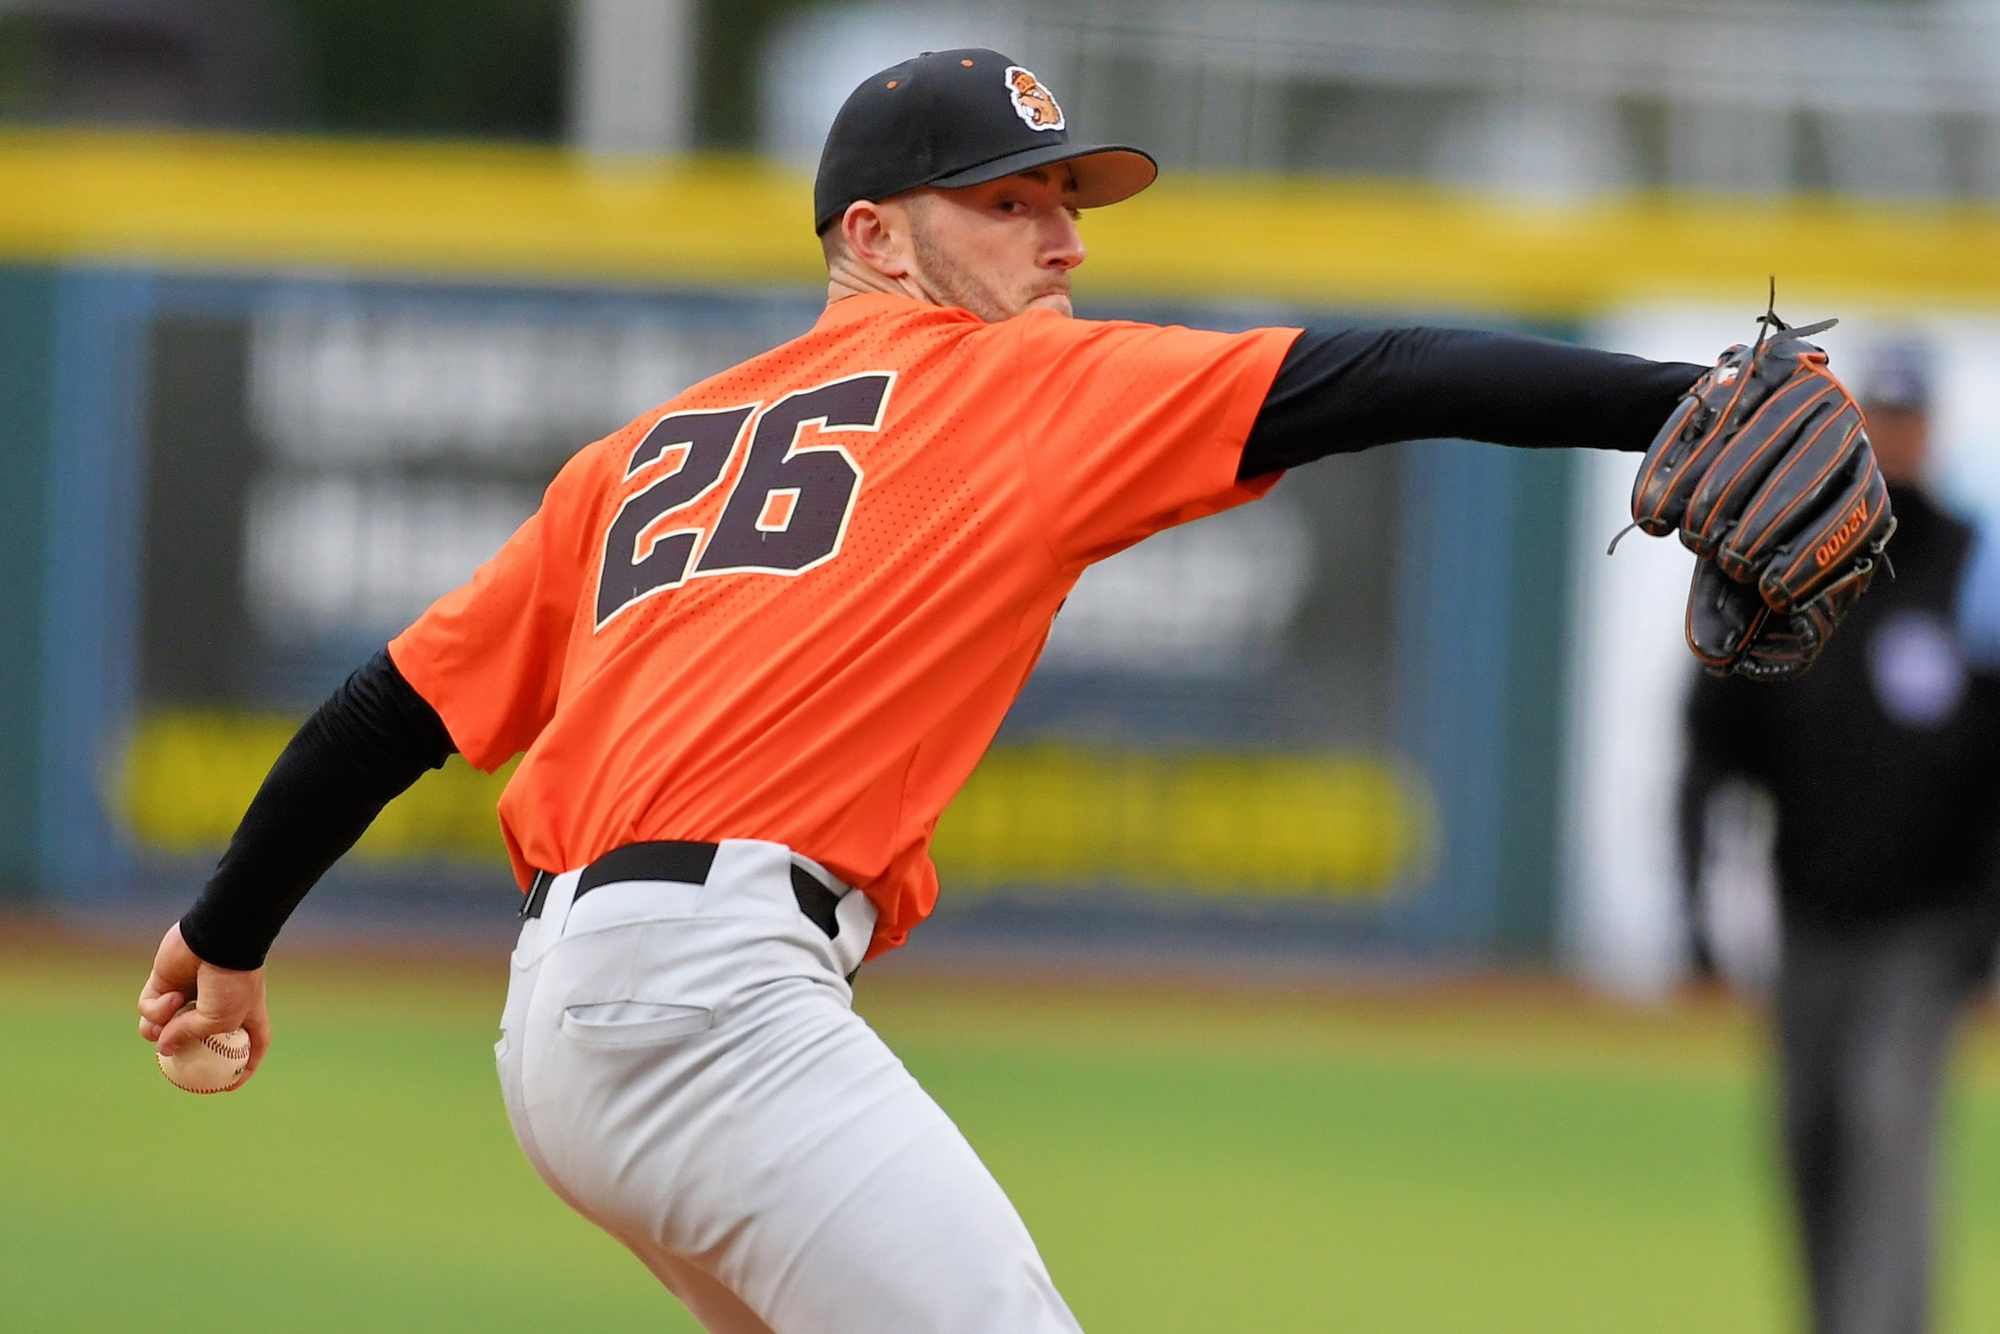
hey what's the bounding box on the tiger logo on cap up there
[1005,66,1064,131]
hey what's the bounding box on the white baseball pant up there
[494,838,1082,1333]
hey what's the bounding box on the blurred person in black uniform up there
[1682,340,2000,1334]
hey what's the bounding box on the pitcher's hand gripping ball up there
[157,1004,250,1094]
[1630,306,1895,680]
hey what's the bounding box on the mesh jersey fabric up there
[389,293,1297,958]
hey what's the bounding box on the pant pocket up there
[559,1000,714,1048]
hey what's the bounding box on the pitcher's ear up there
[840,199,915,279]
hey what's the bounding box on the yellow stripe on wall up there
[5,128,2000,315]
[0,130,826,290]
[1088,181,2000,317]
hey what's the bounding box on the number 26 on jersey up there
[594,372,894,630]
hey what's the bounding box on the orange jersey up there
[389,293,1297,957]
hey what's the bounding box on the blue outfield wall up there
[0,269,58,900]
[0,260,1580,964]
[38,269,156,899]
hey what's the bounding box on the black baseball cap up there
[813,49,1157,235]
[1860,339,1931,412]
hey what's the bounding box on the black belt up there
[521,840,846,940]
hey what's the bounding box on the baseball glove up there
[1628,307,1894,680]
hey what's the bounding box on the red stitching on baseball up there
[160,1029,250,1094]
[158,1060,248,1094]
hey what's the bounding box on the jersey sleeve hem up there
[1094,323,1298,557]
[1026,317,1301,569]
[386,632,494,772]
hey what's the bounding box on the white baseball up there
[156,1003,250,1094]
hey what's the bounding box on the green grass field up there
[8,923,2000,1332]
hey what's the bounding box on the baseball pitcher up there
[138,49,1890,1332]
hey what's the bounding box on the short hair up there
[820,225,846,268]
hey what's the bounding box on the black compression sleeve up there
[1239,326,1705,478]
[176,650,456,970]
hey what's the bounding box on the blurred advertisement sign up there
[934,745,1430,896]
[248,308,748,464]
[100,279,1439,920]
[1041,503,1314,677]
[118,711,514,862]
